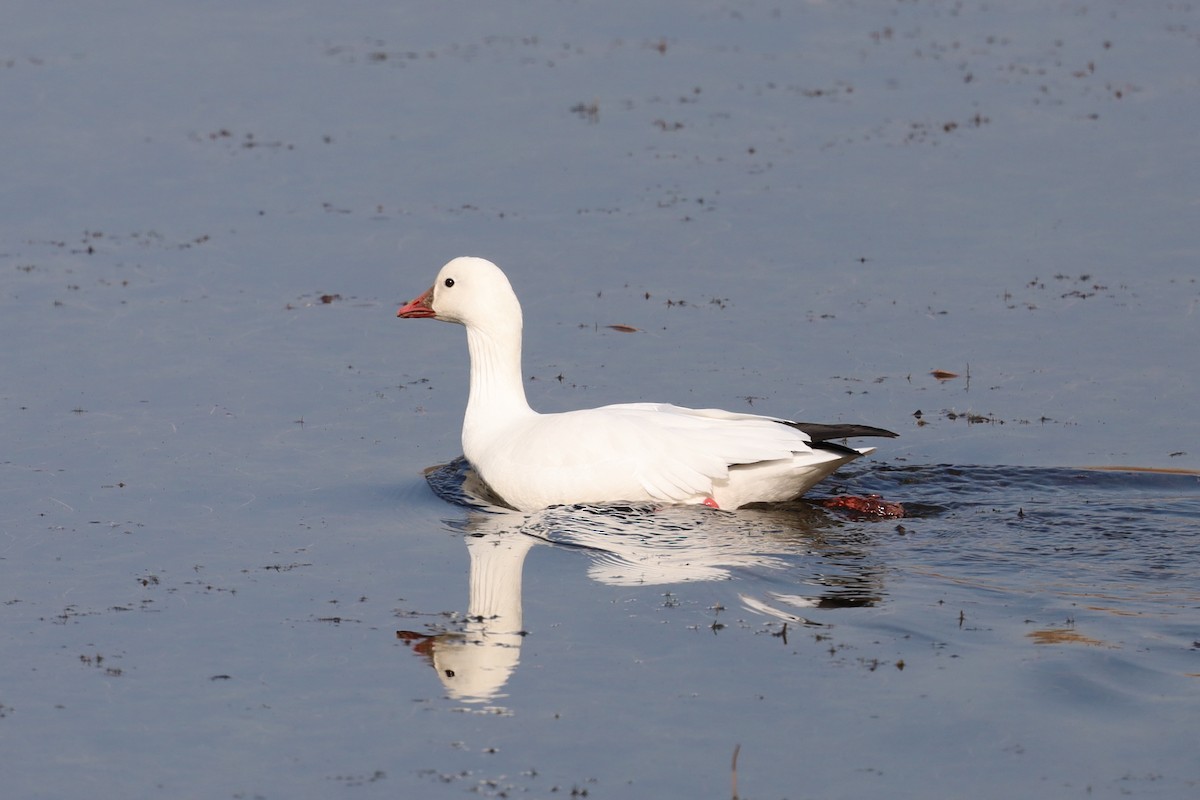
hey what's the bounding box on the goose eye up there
[443,278,455,288]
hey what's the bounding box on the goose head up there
[397,257,522,335]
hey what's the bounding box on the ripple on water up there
[424,458,1199,623]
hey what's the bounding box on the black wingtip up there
[784,421,900,441]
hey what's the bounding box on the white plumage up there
[398,257,895,511]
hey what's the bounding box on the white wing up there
[477,403,817,506]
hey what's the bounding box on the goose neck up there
[464,324,532,422]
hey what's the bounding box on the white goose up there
[398,257,896,512]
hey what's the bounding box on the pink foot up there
[702,497,720,509]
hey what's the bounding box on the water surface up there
[2,1,1198,798]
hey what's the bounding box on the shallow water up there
[416,460,1200,797]
[3,1,1199,798]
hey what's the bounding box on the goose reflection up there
[398,459,887,704]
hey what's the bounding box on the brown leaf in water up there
[1027,629,1112,647]
[607,324,639,333]
[931,369,959,380]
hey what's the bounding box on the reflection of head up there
[399,530,536,704]
[429,628,523,702]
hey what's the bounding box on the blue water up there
[2,1,1198,798]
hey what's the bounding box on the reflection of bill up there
[398,475,886,704]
